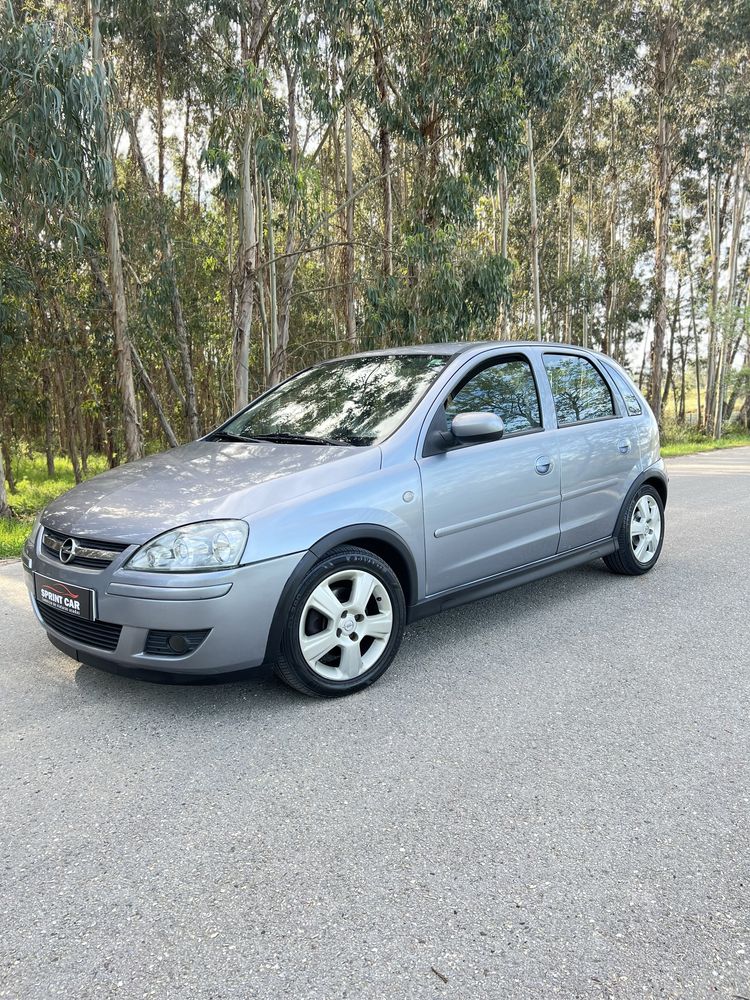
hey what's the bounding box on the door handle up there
[618,439,632,454]
[535,455,553,475]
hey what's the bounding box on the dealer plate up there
[34,573,95,621]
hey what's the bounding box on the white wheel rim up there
[298,569,394,681]
[630,495,662,564]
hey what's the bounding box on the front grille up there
[42,528,129,570]
[38,603,122,652]
[144,629,211,657]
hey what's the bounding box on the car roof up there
[344,344,473,358]
[346,341,608,360]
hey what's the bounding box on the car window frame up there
[421,350,546,457]
[542,350,624,428]
[601,361,643,417]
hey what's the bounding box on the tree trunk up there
[705,172,722,434]
[0,444,11,518]
[233,111,257,409]
[715,156,748,435]
[127,119,200,439]
[662,274,680,409]
[373,27,392,279]
[343,61,356,345]
[180,94,191,221]
[91,0,143,462]
[88,245,178,451]
[76,405,89,474]
[270,61,300,385]
[42,367,55,477]
[255,169,272,383]
[605,182,617,357]
[232,5,266,410]
[678,337,687,422]
[54,367,82,484]
[1,430,15,494]
[155,24,165,197]
[583,94,594,349]
[526,117,542,341]
[678,179,701,426]
[130,345,179,448]
[649,13,678,424]
[565,158,574,344]
[498,164,510,337]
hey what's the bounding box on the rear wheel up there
[604,484,665,576]
[274,545,406,697]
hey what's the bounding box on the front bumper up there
[23,531,304,675]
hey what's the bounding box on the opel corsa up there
[23,343,667,697]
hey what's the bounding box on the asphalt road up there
[1,448,749,1000]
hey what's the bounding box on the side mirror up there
[450,411,505,441]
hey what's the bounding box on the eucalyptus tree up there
[114,0,202,437]
[679,0,750,436]
[627,0,750,429]
[90,0,144,461]
[0,3,110,482]
[358,0,562,346]
[0,1,147,463]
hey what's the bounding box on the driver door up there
[417,352,561,596]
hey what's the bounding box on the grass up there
[2,428,750,559]
[0,453,108,560]
[660,424,750,458]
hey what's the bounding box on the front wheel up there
[274,545,406,697]
[604,484,665,576]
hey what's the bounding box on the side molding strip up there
[433,494,561,538]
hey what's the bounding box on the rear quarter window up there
[603,364,643,416]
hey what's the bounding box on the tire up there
[604,484,665,576]
[273,545,406,697]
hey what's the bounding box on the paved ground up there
[1,448,749,1000]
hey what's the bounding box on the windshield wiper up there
[249,432,350,446]
[206,430,262,443]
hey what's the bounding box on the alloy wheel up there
[630,494,662,564]
[298,569,394,681]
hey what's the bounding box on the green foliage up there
[0,453,108,559]
[362,242,511,347]
[0,9,109,227]
[1,0,749,472]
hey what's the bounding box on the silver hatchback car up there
[23,342,666,697]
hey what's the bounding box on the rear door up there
[418,351,561,596]
[542,351,641,551]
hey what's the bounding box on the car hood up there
[41,440,381,544]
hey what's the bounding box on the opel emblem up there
[59,538,77,564]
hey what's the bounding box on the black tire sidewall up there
[281,547,406,695]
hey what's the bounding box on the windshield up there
[218,354,449,446]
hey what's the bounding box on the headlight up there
[124,520,249,572]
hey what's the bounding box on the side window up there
[604,364,643,416]
[543,354,614,425]
[445,358,542,435]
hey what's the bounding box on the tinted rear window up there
[543,354,615,425]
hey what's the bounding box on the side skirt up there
[407,537,617,623]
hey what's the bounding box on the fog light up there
[167,634,189,655]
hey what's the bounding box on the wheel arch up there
[642,472,668,506]
[263,524,418,664]
[613,467,668,547]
